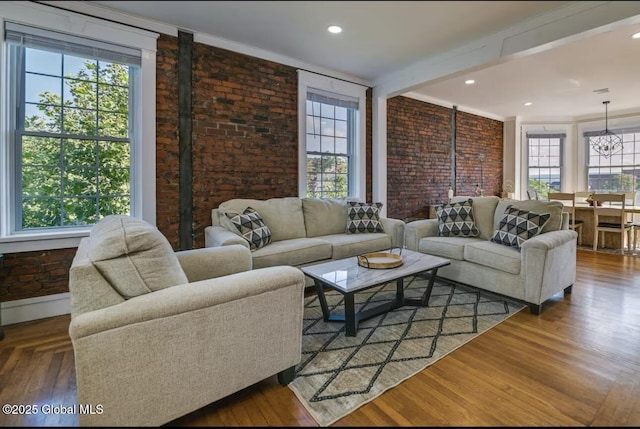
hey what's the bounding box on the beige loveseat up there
[204,197,405,283]
[404,196,578,314]
[68,215,306,426]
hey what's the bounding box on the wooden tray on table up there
[357,248,403,269]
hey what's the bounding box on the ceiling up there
[83,1,640,121]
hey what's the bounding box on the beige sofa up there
[204,197,405,283]
[404,196,578,314]
[68,215,306,426]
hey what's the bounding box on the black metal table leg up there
[403,268,441,306]
[313,279,331,322]
[344,293,356,337]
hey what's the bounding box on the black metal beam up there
[178,31,193,250]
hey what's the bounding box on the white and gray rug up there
[288,275,526,426]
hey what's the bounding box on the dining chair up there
[624,191,639,251]
[548,192,583,246]
[527,189,539,200]
[592,193,634,253]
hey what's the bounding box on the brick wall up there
[156,34,181,248]
[0,249,76,302]
[386,96,503,220]
[190,43,299,248]
[455,110,504,198]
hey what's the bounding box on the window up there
[297,70,366,201]
[0,2,158,253]
[527,133,564,200]
[6,23,139,230]
[305,91,357,198]
[586,127,640,205]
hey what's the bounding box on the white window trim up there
[0,1,158,253]
[578,113,640,192]
[297,70,367,201]
[519,124,572,196]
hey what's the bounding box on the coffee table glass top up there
[301,249,450,293]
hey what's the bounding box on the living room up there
[1,1,640,426]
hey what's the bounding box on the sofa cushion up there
[225,207,272,251]
[250,237,332,269]
[219,197,306,242]
[494,199,564,234]
[302,197,348,237]
[418,236,485,261]
[436,198,479,237]
[318,233,392,260]
[451,196,500,239]
[463,241,522,275]
[89,215,188,299]
[346,202,384,233]
[491,206,551,249]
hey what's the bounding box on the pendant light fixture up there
[591,100,622,158]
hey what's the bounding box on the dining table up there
[572,203,640,250]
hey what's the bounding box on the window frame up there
[0,2,158,253]
[297,70,367,201]
[585,126,640,204]
[525,132,565,199]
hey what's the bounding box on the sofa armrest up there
[404,219,439,251]
[521,229,577,305]
[175,245,252,282]
[380,217,405,248]
[520,229,577,251]
[204,225,250,248]
[69,265,305,339]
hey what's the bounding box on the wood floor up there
[1,249,639,426]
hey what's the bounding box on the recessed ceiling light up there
[524,102,533,106]
[328,25,342,34]
[632,32,640,39]
[465,79,475,85]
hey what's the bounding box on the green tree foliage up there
[528,178,550,200]
[21,55,131,229]
[588,172,636,193]
[306,155,348,198]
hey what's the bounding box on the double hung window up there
[5,22,140,231]
[526,133,564,200]
[586,127,640,204]
[298,70,366,201]
[305,89,357,198]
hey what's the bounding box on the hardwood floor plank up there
[591,368,640,426]
[0,249,639,426]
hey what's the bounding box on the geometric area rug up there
[288,275,526,426]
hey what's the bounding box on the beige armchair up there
[68,215,306,426]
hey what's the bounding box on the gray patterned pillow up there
[225,207,272,251]
[346,202,384,233]
[436,198,479,237]
[491,205,551,249]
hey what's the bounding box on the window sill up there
[0,229,90,253]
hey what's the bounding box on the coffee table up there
[301,249,450,336]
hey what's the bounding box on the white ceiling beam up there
[375,1,640,98]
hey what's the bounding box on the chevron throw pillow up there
[225,207,272,251]
[436,199,479,237]
[346,202,384,233]
[491,205,551,249]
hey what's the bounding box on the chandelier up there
[590,100,622,158]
